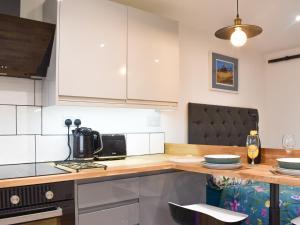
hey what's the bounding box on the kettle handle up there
[92,131,103,155]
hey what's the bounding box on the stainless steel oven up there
[0,181,75,225]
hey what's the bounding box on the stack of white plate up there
[168,155,204,164]
[202,154,242,170]
[276,158,300,176]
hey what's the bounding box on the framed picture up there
[210,52,238,92]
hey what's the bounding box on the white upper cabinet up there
[43,0,179,108]
[58,0,127,100]
[127,7,179,103]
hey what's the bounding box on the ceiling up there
[112,0,300,54]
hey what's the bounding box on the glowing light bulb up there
[296,15,300,22]
[230,27,247,47]
[119,66,126,76]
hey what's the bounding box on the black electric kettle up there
[72,127,103,159]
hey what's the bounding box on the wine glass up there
[246,134,260,166]
[282,134,296,154]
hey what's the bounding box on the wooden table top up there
[168,143,300,186]
[176,163,300,187]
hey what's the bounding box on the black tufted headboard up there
[188,103,259,147]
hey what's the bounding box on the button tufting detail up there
[188,103,258,147]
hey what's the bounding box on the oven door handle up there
[0,207,62,225]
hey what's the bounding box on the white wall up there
[20,0,45,21]
[263,47,300,149]
[161,25,266,144]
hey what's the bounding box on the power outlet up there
[63,116,77,127]
[65,119,72,127]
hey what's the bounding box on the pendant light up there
[215,0,263,47]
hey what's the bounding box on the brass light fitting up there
[215,0,263,44]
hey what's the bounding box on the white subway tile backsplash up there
[36,135,70,162]
[0,136,35,165]
[17,106,42,134]
[149,133,165,154]
[0,77,34,105]
[42,106,163,135]
[0,105,16,135]
[0,78,166,164]
[126,133,150,156]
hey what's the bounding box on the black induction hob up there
[0,162,69,180]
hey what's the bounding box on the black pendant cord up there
[236,0,239,18]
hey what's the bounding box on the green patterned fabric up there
[213,180,300,225]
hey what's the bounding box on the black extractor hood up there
[0,0,55,79]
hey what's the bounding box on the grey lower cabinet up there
[77,177,140,225]
[76,172,206,225]
[139,172,206,225]
[79,203,139,225]
[77,177,139,209]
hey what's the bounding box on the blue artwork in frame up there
[211,52,238,92]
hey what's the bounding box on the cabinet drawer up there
[79,203,139,225]
[78,178,139,209]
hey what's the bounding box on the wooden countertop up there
[0,155,175,188]
[2,143,300,188]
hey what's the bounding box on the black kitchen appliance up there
[0,162,68,180]
[72,127,103,159]
[0,181,75,225]
[0,0,55,79]
[95,134,126,160]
